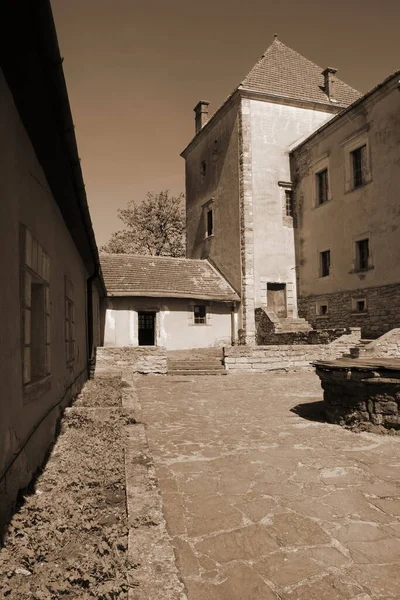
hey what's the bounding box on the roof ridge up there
[99,252,207,263]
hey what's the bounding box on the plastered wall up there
[248,99,334,313]
[0,69,91,532]
[104,297,232,350]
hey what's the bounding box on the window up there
[201,160,207,179]
[356,300,366,312]
[65,277,75,364]
[352,145,367,188]
[317,303,328,316]
[206,207,213,237]
[21,226,50,386]
[316,168,329,205]
[194,305,206,324]
[285,190,293,217]
[356,238,369,270]
[320,250,331,277]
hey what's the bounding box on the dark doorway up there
[267,283,287,318]
[138,312,156,346]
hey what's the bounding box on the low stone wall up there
[362,328,400,358]
[95,347,167,375]
[298,282,400,339]
[224,329,361,372]
[316,362,400,429]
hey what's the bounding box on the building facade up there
[291,72,400,338]
[0,0,104,534]
[101,254,239,350]
[182,38,361,343]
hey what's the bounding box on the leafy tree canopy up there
[101,190,185,257]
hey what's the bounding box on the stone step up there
[168,370,228,376]
[167,361,224,370]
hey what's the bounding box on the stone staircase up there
[348,339,373,358]
[263,307,312,333]
[167,348,227,376]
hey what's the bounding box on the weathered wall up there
[0,69,90,532]
[184,99,241,293]
[292,77,400,336]
[316,363,400,429]
[224,328,361,372]
[298,283,400,338]
[95,347,167,375]
[248,99,334,314]
[103,297,232,350]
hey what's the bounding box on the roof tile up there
[100,254,240,302]
[239,39,361,108]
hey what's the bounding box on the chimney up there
[194,101,210,134]
[322,67,337,101]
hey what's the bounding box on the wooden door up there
[267,284,287,318]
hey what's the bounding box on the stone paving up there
[135,371,400,600]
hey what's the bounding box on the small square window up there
[285,190,293,217]
[352,145,367,188]
[356,238,369,270]
[207,207,213,237]
[194,305,206,324]
[356,300,366,312]
[316,303,328,316]
[316,168,329,205]
[320,250,331,277]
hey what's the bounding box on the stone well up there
[314,358,400,429]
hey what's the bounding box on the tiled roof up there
[100,254,240,302]
[239,39,361,108]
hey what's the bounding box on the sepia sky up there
[51,0,399,246]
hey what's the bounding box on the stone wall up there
[255,307,352,345]
[298,283,400,339]
[316,362,400,429]
[362,328,400,358]
[224,328,361,372]
[95,347,167,375]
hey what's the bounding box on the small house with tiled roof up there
[100,253,239,349]
[181,37,361,345]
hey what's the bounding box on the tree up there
[101,190,186,257]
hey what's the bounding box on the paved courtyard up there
[135,371,400,600]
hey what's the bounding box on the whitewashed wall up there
[104,297,232,350]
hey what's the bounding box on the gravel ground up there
[0,375,130,599]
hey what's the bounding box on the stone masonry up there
[316,360,400,429]
[95,347,167,375]
[238,98,256,344]
[298,283,400,339]
[224,328,361,372]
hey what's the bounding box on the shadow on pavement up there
[291,400,328,423]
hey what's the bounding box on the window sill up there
[349,266,374,274]
[345,179,372,195]
[24,375,52,404]
[204,234,214,240]
[314,197,333,209]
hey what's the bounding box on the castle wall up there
[292,77,400,337]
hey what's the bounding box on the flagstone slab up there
[135,372,400,599]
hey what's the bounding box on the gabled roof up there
[239,38,361,108]
[100,254,240,302]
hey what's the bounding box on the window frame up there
[203,198,215,239]
[316,167,329,205]
[21,225,51,398]
[355,238,370,271]
[352,297,368,314]
[65,276,75,365]
[316,301,329,317]
[319,249,331,278]
[193,304,207,325]
[311,156,332,207]
[343,131,371,192]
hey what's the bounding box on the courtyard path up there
[135,371,400,599]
